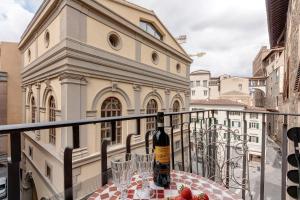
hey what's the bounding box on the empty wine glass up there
[111,154,134,200]
[135,153,154,199]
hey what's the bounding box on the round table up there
[88,170,241,200]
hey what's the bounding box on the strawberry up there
[179,185,193,200]
[198,193,209,200]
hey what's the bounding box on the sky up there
[0,0,269,77]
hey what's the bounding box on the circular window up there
[44,30,50,48]
[151,51,159,65]
[27,49,31,62]
[176,63,181,73]
[107,32,122,50]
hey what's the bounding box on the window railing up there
[0,110,299,200]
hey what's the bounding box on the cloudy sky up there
[0,0,269,77]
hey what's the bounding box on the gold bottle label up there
[154,146,170,164]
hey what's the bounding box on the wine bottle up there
[153,112,170,188]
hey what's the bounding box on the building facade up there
[252,46,270,77]
[190,70,266,106]
[0,42,22,162]
[19,0,192,199]
[190,70,211,100]
[190,99,264,160]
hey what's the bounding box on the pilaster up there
[165,88,171,112]
[133,84,141,114]
[35,83,41,140]
[60,73,87,149]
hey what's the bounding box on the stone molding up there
[91,86,133,111]
[21,39,189,90]
[142,90,165,110]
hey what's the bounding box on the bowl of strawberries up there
[167,185,209,200]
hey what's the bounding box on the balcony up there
[0,110,298,200]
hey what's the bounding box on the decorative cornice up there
[59,72,88,85]
[111,82,118,92]
[184,90,191,97]
[165,88,171,95]
[133,84,141,92]
[35,82,41,89]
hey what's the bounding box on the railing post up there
[194,112,199,174]
[111,121,116,143]
[188,113,192,173]
[64,147,73,200]
[101,139,110,186]
[170,115,175,170]
[72,125,80,149]
[126,119,141,156]
[281,115,288,200]
[8,131,21,200]
[180,113,185,171]
[145,131,152,154]
[226,111,231,188]
[260,113,266,200]
[211,110,217,181]
[242,113,247,199]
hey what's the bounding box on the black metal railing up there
[0,110,299,200]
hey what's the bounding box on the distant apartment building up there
[190,70,211,100]
[0,42,22,162]
[190,99,264,160]
[19,0,192,199]
[190,70,266,106]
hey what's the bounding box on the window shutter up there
[238,122,241,127]
[257,123,259,129]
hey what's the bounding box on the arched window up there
[31,97,36,123]
[49,96,56,145]
[172,100,180,129]
[146,99,158,131]
[101,97,122,145]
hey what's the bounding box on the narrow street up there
[247,136,282,200]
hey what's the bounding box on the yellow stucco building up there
[19,0,192,199]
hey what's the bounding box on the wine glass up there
[111,154,134,200]
[135,153,155,199]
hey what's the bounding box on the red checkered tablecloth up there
[88,170,241,200]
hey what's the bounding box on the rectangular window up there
[29,146,33,159]
[203,80,208,87]
[196,81,200,86]
[192,90,195,96]
[203,90,208,96]
[229,112,240,116]
[249,122,259,129]
[45,163,52,182]
[249,136,259,143]
[190,81,194,87]
[238,84,242,91]
[231,121,241,128]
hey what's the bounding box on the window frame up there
[101,97,122,145]
[146,99,158,131]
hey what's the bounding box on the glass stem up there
[120,187,127,200]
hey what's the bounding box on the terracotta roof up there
[190,99,246,107]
